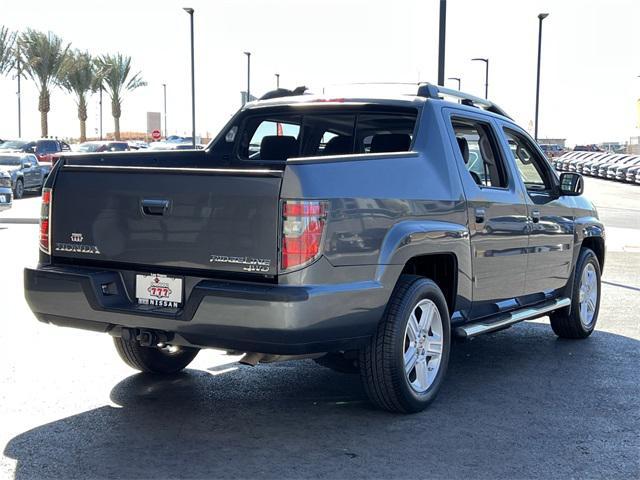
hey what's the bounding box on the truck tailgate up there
[51,165,282,276]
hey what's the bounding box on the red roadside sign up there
[151,129,162,140]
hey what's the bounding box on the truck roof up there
[245,83,511,119]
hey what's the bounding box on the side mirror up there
[559,172,584,196]
[23,162,32,169]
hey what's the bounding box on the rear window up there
[235,108,418,162]
[36,140,59,154]
[107,142,129,151]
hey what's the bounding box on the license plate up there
[0,195,6,203]
[136,274,183,307]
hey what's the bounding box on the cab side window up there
[452,118,507,188]
[503,129,553,192]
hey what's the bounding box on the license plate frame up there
[135,273,183,307]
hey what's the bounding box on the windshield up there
[77,143,102,152]
[0,141,27,150]
[0,156,21,166]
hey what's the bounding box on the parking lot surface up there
[1,178,638,479]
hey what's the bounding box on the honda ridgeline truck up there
[24,84,605,413]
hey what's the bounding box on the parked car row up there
[553,151,640,184]
[0,138,71,165]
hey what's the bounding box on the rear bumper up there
[24,265,387,354]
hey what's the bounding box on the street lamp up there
[471,58,489,99]
[162,83,167,139]
[184,7,196,147]
[447,77,461,91]
[275,73,280,89]
[437,0,447,85]
[534,13,549,141]
[244,52,251,103]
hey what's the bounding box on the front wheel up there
[550,248,601,339]
[113,337,199,374]
[13,179,24,199]
[359,275,451,413]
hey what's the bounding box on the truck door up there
[21,157,36,188]
[499,126,575,296]
[446,112,529,319]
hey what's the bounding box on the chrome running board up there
[455,297,571,338]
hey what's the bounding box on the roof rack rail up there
[259,86,308,101]
[417,83,511,119]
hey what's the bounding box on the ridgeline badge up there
[209,254,271,273]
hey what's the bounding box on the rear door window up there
[452,118,508,188]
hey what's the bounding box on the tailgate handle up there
[141,199,170,216]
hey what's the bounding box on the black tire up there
[113,337,199,374]
[13,179,23,199]
[359,275,451,413]
[550,248,601,339]
[314,352,359,374]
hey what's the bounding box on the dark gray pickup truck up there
[25,84,605,413]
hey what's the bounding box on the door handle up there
[141,199,170,216]
[531,209,540,223]
[475,207,486,223]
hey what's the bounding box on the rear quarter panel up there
[281,101,472,313]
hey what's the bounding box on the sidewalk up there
[0,196,41,224]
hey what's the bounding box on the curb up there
[0,218,39,224]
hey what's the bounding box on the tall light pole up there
[244,52,251,103]
[275,73,280,89]
[471,57,489,99]
[162,83,167,139]
[534,13,549,141]
[437,0,447,85]
[184,7,196,147]
[447,77,461,91]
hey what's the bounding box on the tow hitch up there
[120,328,173,347]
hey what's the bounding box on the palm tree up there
[61,51,95,142]
[19,29,70,137]
[96,54,146,140]
[0,26,17,75]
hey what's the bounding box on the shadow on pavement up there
[5,322,639,479]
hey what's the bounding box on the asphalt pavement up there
[0,177,638,479]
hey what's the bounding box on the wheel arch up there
[376,220,471,317]
[581,235,605,271]
[400,253,458,314]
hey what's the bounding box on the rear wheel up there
[359,275,451,413]
[13,179,23,199]
[113,337,199,374]
[550,248,601,339]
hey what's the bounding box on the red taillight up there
[281,200,328,271]
[39,188,52,254]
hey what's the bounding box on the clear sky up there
[0,0,638,145]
